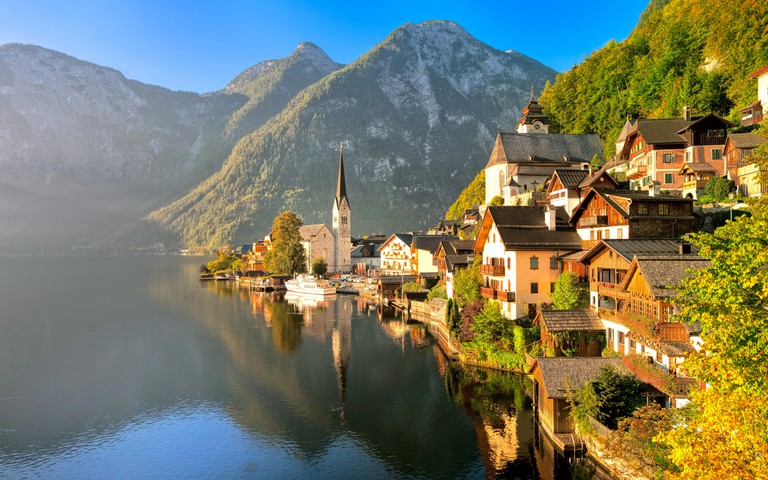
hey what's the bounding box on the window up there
[531,282,539,294]
[550,256,557,270]
[618,331,625,345]
[663,153,674,163]
[659,204,669,215]
[617,229,623,239]
[530,256,538,270]
[685,151,691,163]
[629,339,637,350]
[712,149,722,160]
[637,203,648,215]
[664,173,674,184]
[707,128,725,138]
[507,257,510,269]
[550,282,556,294]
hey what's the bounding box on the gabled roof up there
[445,254,471,272]
[475,206,582,251]
[378,233,413,251]
[538,309,604,332]
[679,162,717,175]
[486,205,570,228]
[485,132,604,169]
[578,166,620,189]
[627,118,692,145]
[620,254,710,298]
[534,358,626,399]
[676,113,735,133]
[569,188,694,225]
[580,239,691,264]
[550,169,589,190]
[412,235,459,254]
[726,132,767,150]
[299,224,331,240]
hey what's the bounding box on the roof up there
[412,235,459,254]
[659,341,696,357]
[497,226,582,250]
[485,132,604,169]
[748,64,768,79]
[552,169,589,189]
[628,118,692,145]
[680,162,717,174]
[378,233,413,251]
[676,113,734,133]
[538,309,604,332]
[335,143,348,206]
[578,166,620,189]
[570,187,695,225]
[477,206,581,251]
[623,255,710,298]
[299,224,330,240]
[445,254,471,272]
[534,357,626,399]
[615,118,636,144]
[726,132,767,149]
[487,205,570,228]
[582,239,691,264]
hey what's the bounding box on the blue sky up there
[1,0,648,93]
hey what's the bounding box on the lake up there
[0,256,580,479]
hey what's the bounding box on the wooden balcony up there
[597,282,630,300]
[683,179,708,191]
[496,290,516,302]
[658,322,689,341]
[626,164,647,179]
[741,112,763,127]
[580,215,608,227]
[480,286,497,299]
[481,264,505,276]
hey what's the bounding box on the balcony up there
[496,290,516,302]
[683,179,708,191]
[481,264,505,276]
[741,112,763,127]
[597,282,630,300]
[480,287,497,299]
[626,164,647,179]
[580,215,608,227]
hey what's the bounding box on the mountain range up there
[0,21,556,253]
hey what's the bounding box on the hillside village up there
[215,62,768,473]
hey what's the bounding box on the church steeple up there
[332,141,352,273]
[335,141,349,208]
[516,86,551,133]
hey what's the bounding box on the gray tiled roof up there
[539,309,604,332]
[630,118,692,145]
[535,358,626,399]
[727,132,767,149]
[599,239,691,262]
[633,255,710,298]
[487,132,604,168]
[412,235,459,254]
[553,169,589,188]
[498,227,582,250]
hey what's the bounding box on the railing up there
[597,282,630,300]
[481,264,505,276]
[626,164,647,179]
[580,215,608,227]
[741,112,763,127]
[683,179,708,191]
[480,287,497,300]
[496,290,515,302]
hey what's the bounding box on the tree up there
[471,301,510,344]
[489,195,505,206]
[550,271,589,309]
[656,175,768,478]
[453,256,482,307]
[428,283,447,300]
[702,176,735,202]
[311,257,328,277]
[570,365,645,431]
[590,153,603,171]
[263,211,307,275]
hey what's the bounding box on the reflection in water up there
[0,257,586,479]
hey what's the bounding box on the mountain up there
[0,42,344,253]
[539,0,768,156]
[149,21,557,248]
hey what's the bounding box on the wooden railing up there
[597,282,630,300]
[580,215,608,227]
[481,264,505,276]
[626,164,647,179]
[480,286,497,300]
[496,290,516,302]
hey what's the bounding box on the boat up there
[284,274,337,296]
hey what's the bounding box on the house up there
[739,64,768,127]
[678,162,718,200]
[299,224,336,273]
[531,357,626,438]
[535,309,605,357]
[474,205,582,320]
[410,235,458,276]
[617,109,733,193]
[484,95,604,205]
[579,238,690,311]
[569,188,698,249]
[428,220,460,235]
[546,167,619,215]
[723,132,767,197]
[435,239,475,299]
[378,233,413,275]
[241,241,268,272]
[351,242,381,275]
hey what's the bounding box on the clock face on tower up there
[533,122,541,130]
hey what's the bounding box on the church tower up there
[332,142,352,273]
[516,87,550,133]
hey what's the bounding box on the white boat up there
[284,274,337,296]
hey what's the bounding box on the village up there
[200,64,768,475]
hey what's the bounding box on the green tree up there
[453,256,482,307]
[489,195,505,206]
[263,211,307,275]
[471,301,510,344]
[446,170,485,220]
[550,271,589,309]
[206,252,238,274]
[702,176,735,202]
[428,283,447,300]
[590,154,603,171]
[570,365,645,431]
[311,257,328,277]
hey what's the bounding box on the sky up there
[0,0,649,93]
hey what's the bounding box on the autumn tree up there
[263,211,307,275]
[550,271,589,309]
[656,136,768,479]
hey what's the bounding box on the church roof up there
[485,132,604,169]
[299,224,330,240]
[335,142,349,207]
[517,91,551,127]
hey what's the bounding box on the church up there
[299,143,352,274]
[484,92,604,205]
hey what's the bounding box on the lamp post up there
[729,192,734,221]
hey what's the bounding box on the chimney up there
[544,205,556,231]
[679,242,692,255]
[649,180,661,197]
[683,106,692,122]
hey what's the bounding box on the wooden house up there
[723,133,768,197]
[535,309,604,357]
[531,357,625,439]
[739,64,768,127]
[547,167,620,216]
[679,162,718,200]
[435,239,475,299]
[569,188,698,249]
[474,205,581,320]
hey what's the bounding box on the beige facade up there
[300,224,336,274]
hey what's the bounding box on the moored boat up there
[284,274,337,296]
